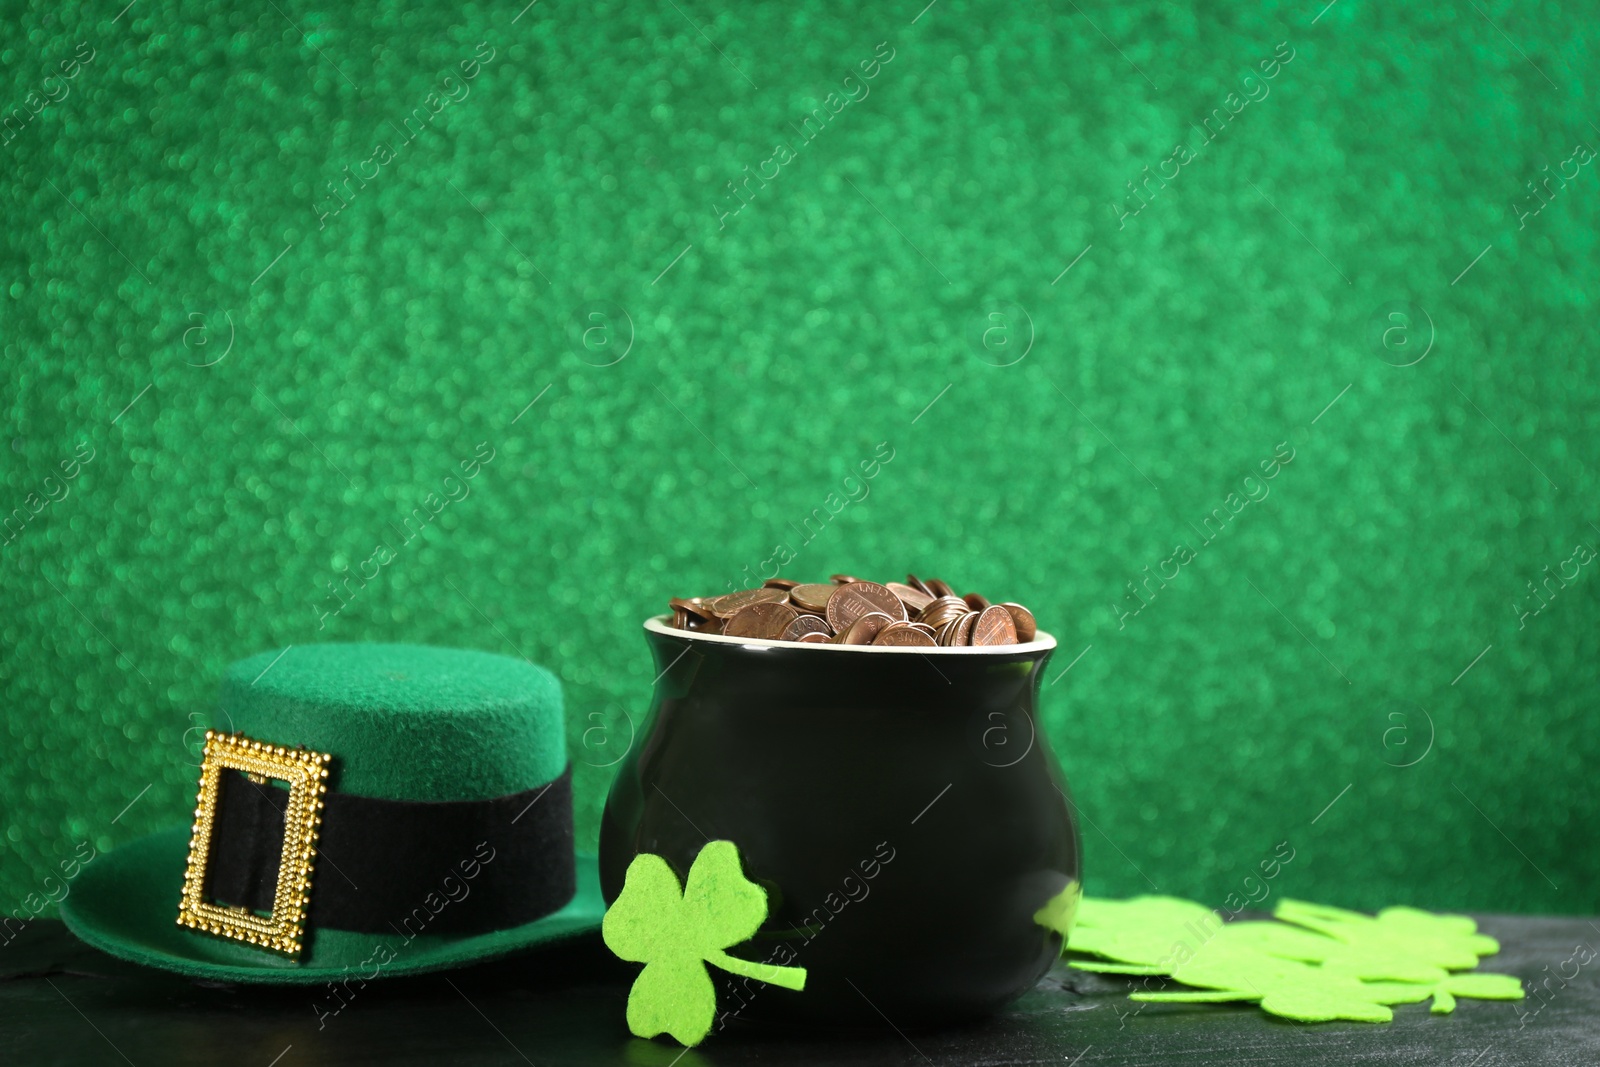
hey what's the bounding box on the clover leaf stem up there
[705,950,808,991]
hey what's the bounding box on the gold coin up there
[794,631,831,643]
[840,611,895,645]
[789,583,838,613]
[971,604,1018,646]
[962,592,991,612]
[826,581,907,632]
[711,586,791,618]
[780,614,831,641]
[873,622,937,647]
[724,600,800,639]
[999,602,1036,642]
[886,582,934,614]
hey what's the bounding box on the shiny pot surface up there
[600,617,1081,1027]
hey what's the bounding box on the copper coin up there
[724,600,800,639]
[670,596,714,621]
[905,573,933,596]
[999,602,1036,642]
[873,622,937,647]
[962,592,991,612]
[671,607,689,629]
[839,611,895,645]
[763,577,800,590]
[789,583,838,613]
[886,582,934,614]
[794,631,831,643]
[826,580,907,632]
[918,595,968,630]
[971,605,1018,646]
[711,586,791,618]
[936,611,977,646]
[830,574,861,584]
[926,577,955,598]
[907,621,938,638]
[780,614,831,641]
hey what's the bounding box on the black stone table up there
[3,915,1596,1065]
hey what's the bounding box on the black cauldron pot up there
[599,616,1081,1027]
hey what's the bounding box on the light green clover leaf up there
[1067,895,1222,964]
[602,840,807,1047]
[1068,894,1526,1025]
[1257,982,1396,1023]
[1426,972,1527,1014]
[1273,899,1499,970]
[1132,949,1403,1022]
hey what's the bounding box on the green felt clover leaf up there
[1426,972,1527,1014]
[1133,950,1410,1022]
[1317,951,1449,985]
[1257,982,1396,1024]
[1273,899,1499,970]
[1069,895,1221,964]
[1219,916,1372,963]
[602,840,807,1047]
[1353,980,1437,1006]
[1067,894,1525,1026]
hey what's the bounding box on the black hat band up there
[202,765,576,938]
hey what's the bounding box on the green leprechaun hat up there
[60,643,604,983]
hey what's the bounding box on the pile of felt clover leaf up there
[602,841,1526,1046]
[1052,892,1526,1022]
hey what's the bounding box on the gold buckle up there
[176,730,331,957]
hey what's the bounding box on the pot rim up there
[644,615,1057,655]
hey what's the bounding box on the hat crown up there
[220,643,566,801]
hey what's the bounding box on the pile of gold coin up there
[666,574,1038,648]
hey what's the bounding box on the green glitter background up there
[3,0,1597,921]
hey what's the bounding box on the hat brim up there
[59,825,605,984]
